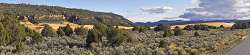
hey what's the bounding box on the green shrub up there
[174,27,184,36]
[25,27,43,43]
[107,28,136,46]
[86,29,102,47]
[57,27,65,36]
[154,24,171,31]
[163,30,173,37]
[15,42,25,52]
[94,23,108,36]
[159,40,168,48]
[194,31,200,36]
[0,23,11,46]
[62,24,74,36]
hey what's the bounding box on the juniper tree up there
[220,25,225,28]
[62,24,73,36]
[57,27,65,36]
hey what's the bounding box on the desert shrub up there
[190,49,199,55]
[41,24,58,37]
[159,40,168,48]
[15,42,25,52]
[154,24,171,31]
[57,27,65,36]
[31,31,43,42]
[74,27,86,36]
[62,24,74,36]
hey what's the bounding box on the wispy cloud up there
[140,6,173,14]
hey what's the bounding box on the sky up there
[0,0,250,22]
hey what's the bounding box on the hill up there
[0,3,133,26]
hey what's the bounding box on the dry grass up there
[20,21,94,32]
[117,26,133,30]
[171,22,235,29]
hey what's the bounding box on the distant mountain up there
[0,3,133,26]
[134,20,250,26]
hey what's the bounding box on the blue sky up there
[0,0,197,22]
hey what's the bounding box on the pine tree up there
[41,24,58,37]
[74,27,86,35]
[62,24,73,36]
[57,27,65,36]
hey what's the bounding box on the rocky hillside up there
[0,3,133,26]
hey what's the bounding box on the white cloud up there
[164,17,191,21]
[141,6,173,14]
[180,0,250,21]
